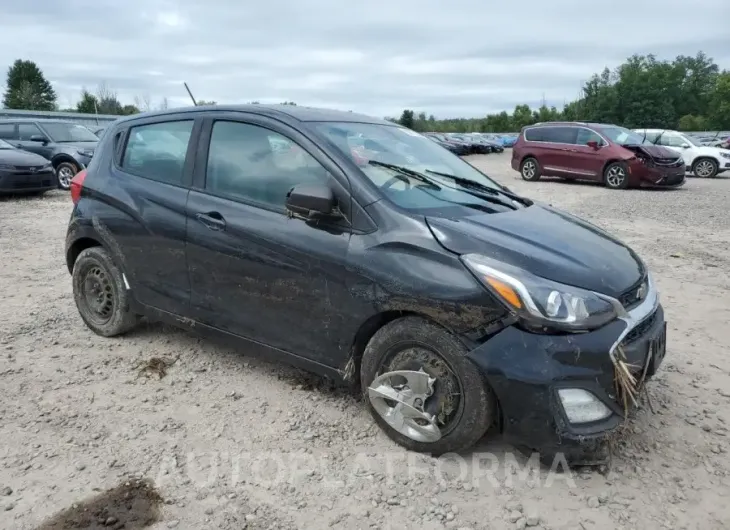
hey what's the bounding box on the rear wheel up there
[603,162,629,189]
[72,247,139,337]
[56,161,79,190]
[360,317,496,455]
[520,157,541,181]
[692,158,718,178]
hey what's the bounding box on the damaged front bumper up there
[466,275,665,462]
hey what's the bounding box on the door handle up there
[195,212,226,231]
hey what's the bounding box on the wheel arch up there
[692,155,720,169]
[66,236,103,273]
[601,158,626,175]
[344,310,458,384]
[51,153,80,169]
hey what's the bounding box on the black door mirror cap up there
[286,183,341,220]
[30,135,47,143]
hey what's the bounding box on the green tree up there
[398,109,415,129]
[2,59,57,110]
[709,71,730,130]
[76,89,99,114]
[677,114,708,131]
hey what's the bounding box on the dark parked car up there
[423,133,470,155]
[449,134,496,154]
[0,139,57,194]
[0,119,99,190]
[511,122,685,189]
[66,105,666,462]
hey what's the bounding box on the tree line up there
[4,52,730,133]
[394,52,730,133]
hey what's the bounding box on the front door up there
[185,115,354,366]
[16,122,53,159]
[568,127,608,179]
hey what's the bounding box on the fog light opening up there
[558,388,612,424]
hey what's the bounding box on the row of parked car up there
[510,121,730,189]
[0,118,106,195]
[424,132,517,155]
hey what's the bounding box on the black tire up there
[360,316,496,455]
[72,246,139,337]
[692,157,718,178]
[520,157,541,181]
[603,161,629,189]
[56,161,79,191]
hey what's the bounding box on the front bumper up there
[467,276,665,460]
[0,169,57,192]
[630,161,686,188]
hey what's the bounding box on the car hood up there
[621,144,680,160]
[0,148,50,166]
[426,204,644,298]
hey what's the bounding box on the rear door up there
[185,112,354,366]
[0,123,17,144]
[100,115,201,314]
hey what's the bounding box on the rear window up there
[0,123,16,140]
[121,120,194,185]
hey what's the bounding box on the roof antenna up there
[183,82,198,106]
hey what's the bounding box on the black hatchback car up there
[65,105,666,461]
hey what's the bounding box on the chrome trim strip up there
[602,272,659,358]
[543,166,596,176]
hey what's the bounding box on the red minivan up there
[511,122,686,189]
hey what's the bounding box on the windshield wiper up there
[368,160,441,189]
[424,169,530,206]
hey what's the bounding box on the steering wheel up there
[380,174,411,191]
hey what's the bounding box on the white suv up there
[634,129,730,178]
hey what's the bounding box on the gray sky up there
[1,0,728,118]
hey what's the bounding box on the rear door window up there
[121,120,194,185]
[0,123,16,140]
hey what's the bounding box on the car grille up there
[653,157,683,167]
[624,309,658,344]
[11,179,53,189]
[618,277,649,309]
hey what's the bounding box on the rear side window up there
[523,127,545,142]
[121,120,194,185]
[0,123,15,140]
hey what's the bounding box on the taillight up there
[70,169,87,204]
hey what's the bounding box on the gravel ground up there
[1,152,729,530]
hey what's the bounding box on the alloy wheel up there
[57,165,75,190]
[522,160,536,179]
[694,160,715,178]
[606,165,626,187]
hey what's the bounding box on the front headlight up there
[720,152,730,160]
[461,253,617,332]
[77,149,94,157]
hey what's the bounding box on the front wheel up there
[360,317,496,455]
[603,162,629,189]
[692,158,718,178]
[56,161,79,190]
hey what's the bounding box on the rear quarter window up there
[524,127,546,142]
[120,120,194,185]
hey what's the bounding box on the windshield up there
[597,126,648,145]
[0,139,13,149]
[312,122,506,213]
[42,122,99,143]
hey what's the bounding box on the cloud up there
[1,0,728,118]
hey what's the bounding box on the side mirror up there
[681,143,690,149]
[30,135,47,143]
[286,183,340,220]
[586,141,599,149]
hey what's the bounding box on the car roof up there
[112,104,393,126]
[0,118,82,124]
